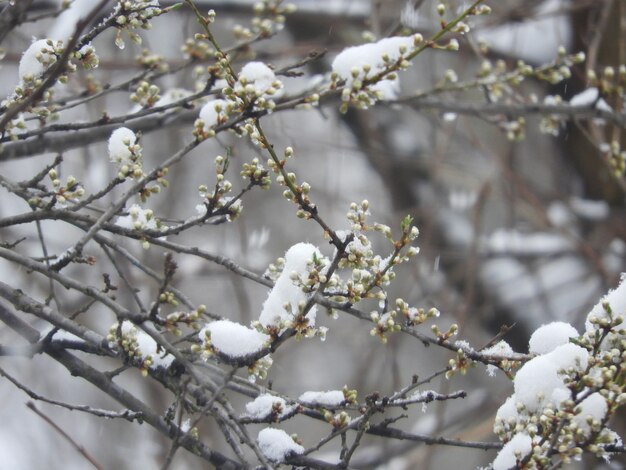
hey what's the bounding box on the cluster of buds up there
[73,44,99,70]
[324,410,351,429]
[446,347,472,379]
[539,94,565,136]
[241,157,271,189]
[108,322,141,358]
[264,256,285,282]
[346,200,370,232]
[600,140,626,177]
[164,307,203,335]
[331,35,423,113]
[342,385,358,404]
[395,298,440,326]
[159,290,178,307]
[107,322,155,376]
[501,117,526,141]
[431,323,458,342]
[266,152,315,214]
[247,355,274,382]
[139,168,169,203]
[194,99,234,140]
[130,80,160,107]
[472,50,585,106]
[182,37,214,61]
[196,155,243,221]
[251,0,297,36]
[587,64,626,96]
[114,0,164,46]
[225,66,283,113]
[492,304,624,467]
[135,48,168,71]
[48,169,84,207]
[370,311,401,344]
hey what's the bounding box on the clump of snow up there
[108,127,138,165]
[494,396,520,430]
[570,87,598,106]
[528,322,579,355]
[199,320,270,359]
[19,39,57,80]
[257,428,304,463]
[492,433,533,470]
[573,393,608,436]
[491,277,625,468]
[199,99,229,130]
[115,204,158,231]
[259,243,327,329]
[569,87,598,107]
[298,390,345,408]
[569,87,612,113]
[332,35,418,100]
[481,340,514,377]
[585,273,626,348]
[110,321,174,369]
[244,394,293,420]
[513,355,566,412]
[514,343,588,412]
[237,61,283,97]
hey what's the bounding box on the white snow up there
[257,428,304,462]
[585,273,626,348]
[570,88,599,107]
[492,432,533,470]
[332,35,418,100]
[199,320,270,358]
[108,127,137,165]
[237,62,282,97]
[19,39,56,80]
[114,321,174,368]
[569,88,612,113]
[244,393,293,420]
[134,330,174,368]
[481,340,514,377]
[259,243,327,329]
[298,390,345,407]
[199,99,229,130]
[115,204,157,231]
[495,395,519,426]
[573,393,608,436]
[513,343,588,412]
[528,322,579,355]
[513,355,566,411]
